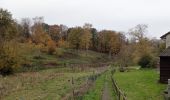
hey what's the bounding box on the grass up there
[82,72,106,100]
[114,69,166,100]
[0,67,95,100]
[0,44,110,99]
[18,43,111,72]
[82,71,116,100]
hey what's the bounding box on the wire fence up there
[62,65,108,100]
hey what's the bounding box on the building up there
[160,32,170,83]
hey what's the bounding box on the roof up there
[160,47,170,57]
[160,32,170,39]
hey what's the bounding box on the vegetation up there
[0,7,167,100]
[83,72,106,100]
[0,67,95,100]
[82,70,116,100]
[114,69,166,100]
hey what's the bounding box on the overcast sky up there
[1,0,170,38]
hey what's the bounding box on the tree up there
[83,23,92,29]
[31,17,51,45]
[115,44,133,68]
[90,28,98,50]
[129,24,148,42]
[0,8,18,40]
[0,8,20,75]
[58,39,69,48]
[129,24,154,65]
[68,27,83,49]
[49,25,61,42]
[20,18,31,39]
[80,23,92,50]
[97,30,123,57]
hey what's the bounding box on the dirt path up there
[102,82,112,100]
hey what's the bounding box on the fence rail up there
[111,71,127,100]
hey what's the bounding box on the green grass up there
[0,67,94,100]
[82,71,116,100]
[114,69,166,100]
[82,72,106,100]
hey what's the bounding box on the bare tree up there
[21,18,31,38]
[129,24,148,42]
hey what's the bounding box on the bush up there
[47,40,56,55]
[55,48,64,57]
[138,55,153,68]
[0,41,20,75]
[119,67,126,72]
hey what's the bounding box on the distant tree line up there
[0,8,166,75]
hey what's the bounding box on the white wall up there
[166,34,170,48]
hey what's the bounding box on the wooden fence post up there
[72,77,75,100]
[168,79,170,98]
[118,91,120,100]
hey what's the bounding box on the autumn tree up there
[60,24,68,40]
[68,27,83,49]
[58,38,69,48]
[97,30,123,57]
[80,23,92,51]
[90,28,98,50]
[115,42,133,69]
[0,8,20,75]
[49,25,61,42]
[129,24,155,67]
[0,8,18,40]
[31,17,51,45]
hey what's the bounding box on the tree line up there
[0,8,165,75]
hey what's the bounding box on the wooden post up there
[168,79,170,98]
[118,92,120,100]
[93,70,95,81]
[72,77,75,100]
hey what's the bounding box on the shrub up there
[119,66,126,72]
[0,41,20,75]
[40,46,48,53]
[47,40,56,55]
[138,54,153,68]
[55,48,64,57]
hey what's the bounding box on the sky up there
[1,0,170,38]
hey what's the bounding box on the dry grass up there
[0,67,96,100]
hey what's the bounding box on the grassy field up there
[114,69,166,100]
[17,44,111,73]
[0,67,96,100]
[0,46,110,100]
[1,44,166,100]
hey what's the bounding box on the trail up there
[102,76,112,100]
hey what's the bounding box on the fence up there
[62,66,108,100]
[111,70,127,100]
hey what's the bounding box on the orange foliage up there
[47,40,56,55]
